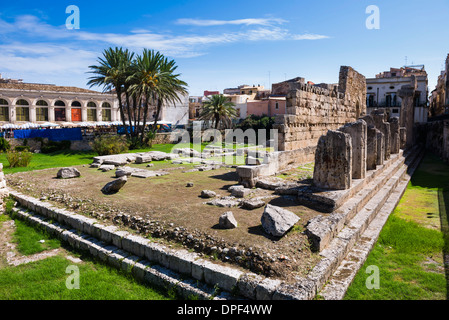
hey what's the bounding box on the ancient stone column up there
[372,111,391,160]
[338,119,367,179]
[376,130,385,166]
[389,117,400,154]
[366,126,378,170]
[400,127,407,149]
[313,130,352,190]
[398,78,417,149]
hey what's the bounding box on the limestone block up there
[400,127,407,149]
[366,126,378,170]
[338,119,367,179]
[389,117,400,154]
[376,130,384,166]
[313,130,352,190]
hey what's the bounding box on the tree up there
[129,49,188,145]
[87,47,135,139]
[88,47,188,148]
[199,94,238,129]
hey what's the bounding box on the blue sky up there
[0,0,448,96]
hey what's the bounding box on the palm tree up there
[87,47,134,138]
[199,94,238,129]
[126,49,188,146]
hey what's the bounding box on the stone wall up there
[273,66,367,166]
[419,120,449,162]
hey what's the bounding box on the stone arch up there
[13,97,32,105]
[35,99,49,106]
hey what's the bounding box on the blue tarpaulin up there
[12,128,82,141]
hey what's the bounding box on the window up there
[71,101,82,107]
[102,102,111,108]
[0,107,9,121]
[16,107,30,121]
[36,108,49,121]
[87,108,97,121]
[236,108,241,117]
[102,109,111,121]
[87,102,97,108]
[392,109,399,114]
[275,102,279,110]
[16,99,29,106]
[55,100,66,107]
[0,99,8,105]
[36,100,48,106]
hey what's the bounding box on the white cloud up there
[175,18,287,27]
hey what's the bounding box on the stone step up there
[7,190,288,300]
[305,148,424,297]
[318,149,425,300]
[297,148,409,213]
[9,206,228,300]
[305,146,419,252]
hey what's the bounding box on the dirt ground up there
[6,161,323,282]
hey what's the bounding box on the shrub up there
[41,140,71,154]
[0,137,10,152]
[14,145,30,152]
[6,151,33,168]
[91,135,129,156]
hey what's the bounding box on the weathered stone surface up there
[389,117,400,154]
[400,127,407,149]
[245,156,261,165]
[57,167,81,179]
[131,170,169,178]
[135,155,152,164]
[372,111,391,160]
[261,204,300,237]
[206,197,241,208]
[241,198,265,210]
[101,176,127,194]
[99,164,115,172]
[313,130,352,190]
[115,167,133,178]
[231,187,252,198]
[376,130,385,166]
[219,211,238,229]
[366,126,378,170]
[201,190,216,198]
[338,119,367,179]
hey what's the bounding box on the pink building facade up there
[246,97,286,117]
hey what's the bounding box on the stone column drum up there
[338,119,367,179]
[313,130,352,190]
[366,126,378,170]
[389,117,400,154]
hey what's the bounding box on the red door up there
[71,108,82,122]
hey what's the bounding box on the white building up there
[366,66,428,123]
[0,76,119,124]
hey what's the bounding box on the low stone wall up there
[8,190,292,300]
[419,120,449,163]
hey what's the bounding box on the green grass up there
[12,218,61,256]
[0,150,97,175]
[344,152,449,300]
[0,255,172,300]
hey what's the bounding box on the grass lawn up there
[344,152,449,300]
[0,142,243,175]
[0,211,173,300]
[0,255,172,300]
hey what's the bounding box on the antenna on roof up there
[405,56,408,67]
